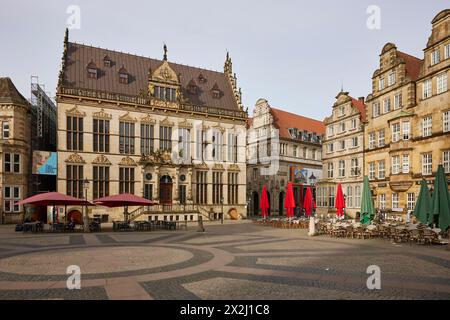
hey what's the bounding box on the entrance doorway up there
[279,191,285,216]
[252,191,259,216]
[159,175,173,204]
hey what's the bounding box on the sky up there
[0,0,448,121]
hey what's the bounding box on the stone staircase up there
[128,203,216,222]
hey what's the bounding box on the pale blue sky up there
[0,0,448,120]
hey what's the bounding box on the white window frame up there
[402,122,410,140]
[391,123,401,142]
[443,150,450,173]
[431,49,440,66]
[394,92,402,110]
[402,154,410,173]
[422,116,432,137]
[407,193,415,211]
[391,155,400,175]
[338,160,345,177]
[355,186,361,208]
[351,118,357,130]
[347,186,353,208]
[392,193,399,209]
[327,162,334,178]
[423,79,432,99]
[378,130,385,147]
[388,72,396,86]
[369,162,375,180]
[378,160,385,179]
[437,72,448,94]
[4,186,21,213]
[2,121,9,139]
[351,136,358,148]
[351,158,359,176]
[383,97,391,113]
[379,194,386,210]
[444,111,450,133]
[445,44,450,60]
[369,132,376,149]
[379,78,385,91]
[422,153,432,176]
[373,102,380,117]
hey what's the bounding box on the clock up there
[145,173,152,181]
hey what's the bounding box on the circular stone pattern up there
[0,246,193,276]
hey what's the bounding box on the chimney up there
[358,97,365,103]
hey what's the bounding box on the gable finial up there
[163,43,168,61]
[340,80,344,93]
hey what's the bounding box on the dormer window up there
[103,55,112,67]
[187,79,198,95]
[198,73,206,83]
[211,83,221,99]
[118,66,129,84]
[86,60,98,79]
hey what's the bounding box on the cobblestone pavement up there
[0,221,449,300]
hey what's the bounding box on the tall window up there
[178,128,190,160]
[443,150,450,173]
[159,126,172,152]
[140,124,154,155]
[379,78,385,91]
[444,111,450,133]
[339,122,346,133]
[369,162,375,180]
[378,129,385,147]
[179,185,186,204]
[4,153,20,173]
[327,143,334,153]
[144,184,153,200]
[67,116,83,151]
[351,118,357,129]
[392,193,399,209]
[339,140,345,150]
[119,122,135,154]
[383,97,391,113]
[379,194,386,210]
[437,72,448,94]
[351,158,359,176]
[347,186,353,208]
[196,171,208,204]
[119,167,135,194]
[1,121,9,139]
[423,79,432,99]
[196,129,206,160]
[327,162,334,178]
[93,166,109,199]
[328,125,334,137]
[422,153,432,175]
[66,165,83,198]
[328,187,335,208]
[378,160,385,179]
[338,160,345,177]
[402,154,410,173]
[228,172,238,205]
[388,72,396,86]
[445,44,450,59]
[422,116,432,137]
[391,123,400,142]
[394,92,402,110]
[373,102,380,117]
[212,172,223,204]
[93,119,110,153]
[355,185,361,208]
[154,86,177,102]
[407,193,415,211]
[391,156,400,174]
[431,49,440,65]
[227,133,238,162]
[212,131,223,161]
[3,186,20,213]
[369,132,376,149]
[402,122,410,140]
[351,137,358,148]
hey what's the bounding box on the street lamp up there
[309,173,317,216]
[83,178,90,232]
[220,196,224,224]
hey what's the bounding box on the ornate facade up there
[317,91,367,218]
[246,99,324,217]
[56,31,247,222]
[0,78,31,224]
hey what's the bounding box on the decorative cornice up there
[92,108,112,120]
[228,164,240,172]
[119,156,137,166]
[65,153,85,164]
[212,123,225,133]
[140,113,156,124]
[212,163,225,171]
[178,119,192,129]
[119,112,137,122]
[160,117,174,127]
[195,163,209,170]
[66,105,86,117]
[92,154,112,165]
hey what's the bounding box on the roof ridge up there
[270,107,323,124]
[397,50,422,62]
[70,41,225,75]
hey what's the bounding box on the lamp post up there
[220,196,224,224]
[309,173,317,216]
[83,178,90,232]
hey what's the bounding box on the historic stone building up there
[246,98,324,217]
[317,91,367,218]
[56,31,247,222]
[0,77,32,224]
[364,9,449,217]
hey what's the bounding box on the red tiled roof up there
[62,42,239,111]
[350,97,367,123]
[269,107,325,139]
[397,51,423,81]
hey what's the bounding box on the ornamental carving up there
[139,150,172,165]
[92,154,111,165]
[212,163,225,171]
[195,162,209,170]
[92,108,112,120]
[119,156,137,166]
[66,105,86,117]
[119,112,137,122]
[228,164,240,172]
[140,113,156,124]
[65,153,85,164]
[150,60,179,85]
[160,117,174,127]
[212,123,225,133]
[178,119,192,129]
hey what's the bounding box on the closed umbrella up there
[360,176,375,225]
[430,165,450,231]
[335,183,346,218]
[413,179,432,225]
[303,187,316,217]
[284,182,295,218]
[260,185,270,219]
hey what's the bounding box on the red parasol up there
[303,187,316,217]
[284,182,296,218]
[16,192,92,206]
[335,183,346,217]
[260,185,270,218]
[93,193,154,223]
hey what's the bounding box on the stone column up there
[187,167,193,202]
[154,165,160,201]
[174,167,180,202]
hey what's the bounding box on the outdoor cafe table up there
[23,222,43,233]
